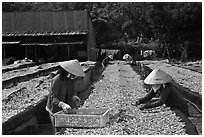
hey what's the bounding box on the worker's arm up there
[50,78,71,112]
[140,87,170,109]
[50,79,61,105]
[138,88,156,104]
[71,78,82,108]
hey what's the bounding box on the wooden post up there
[35,45,37,61]
[162,46,166,59]
[162,35,170,60]
[67,46,70,59]
[87,11,90,61]
[25,45,27,59]
[166,44,171,60]
[3,44,6,59]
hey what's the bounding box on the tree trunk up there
[181,41,189,62]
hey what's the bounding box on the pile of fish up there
[2,76,51,123]
[2,63,56,123]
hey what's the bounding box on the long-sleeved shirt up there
[46,74,77,113]
[138,83,188,112]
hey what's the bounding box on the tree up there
[2,2,202,59]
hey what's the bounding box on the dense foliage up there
[2,2,202,59]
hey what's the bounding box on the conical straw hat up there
[144,69,172,85]
[59,59,85,77]
[123,54,130,60]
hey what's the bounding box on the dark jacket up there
[46,74,76,113]
[138,83,188,114]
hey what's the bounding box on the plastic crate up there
[54,109,109,128]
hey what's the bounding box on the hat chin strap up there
[152,84,161,93]
[67,73,76,79]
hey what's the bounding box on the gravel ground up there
[63,61,186,135]
[144,61,202,95]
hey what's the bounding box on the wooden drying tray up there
[54,109,109,128]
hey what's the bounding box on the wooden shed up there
[2,11,97,62]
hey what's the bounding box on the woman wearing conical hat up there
[132,69,189,116]
[46,59,85,134]
[123,54,133,64]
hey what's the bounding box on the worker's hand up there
[72,95,81,102]
[131,100,140,106]
[72,96,82,108]
[58,101,71,113]
[139,104,146,110]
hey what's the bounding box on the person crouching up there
[132,69,189,116]
[46,59,85,134]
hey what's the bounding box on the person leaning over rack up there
[45,59,85,134]
[132,69,189,116]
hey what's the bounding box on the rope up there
[184,98,202,114]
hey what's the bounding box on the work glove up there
[131,100,140,106]
[58,101,71,113]
[72,96,82,108]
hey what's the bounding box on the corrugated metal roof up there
[20,41,84,46]
[2,30,88,37]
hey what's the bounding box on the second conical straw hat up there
[123,54,130,60]
[144,69,173,85]
[59,59,85,77]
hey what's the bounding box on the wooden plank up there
[13,12,29,32]
[54,109,109,128]
[28,12,41,31]
[2,13,13,32]
[64,11,74,30]
[53,12,65,31]
[40,12,53,31]
[3,11,89,32]
[73,11,87,30]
